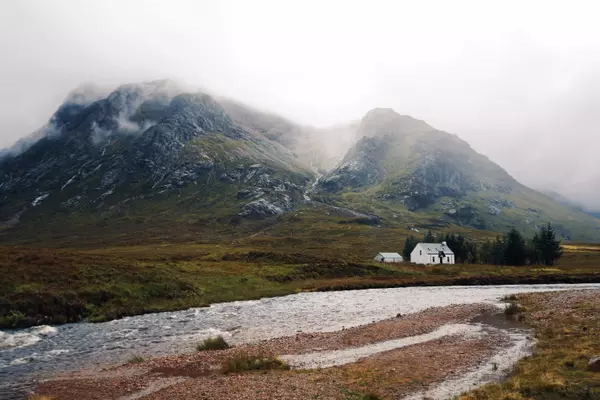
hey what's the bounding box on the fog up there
[1,0,599,210]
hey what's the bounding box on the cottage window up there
[447,257,450,262]
[420,250,422,255]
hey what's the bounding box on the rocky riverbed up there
[5,284,600,399]
[33,303,529,400]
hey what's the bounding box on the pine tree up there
[537,223,563,266]
[466,240,478,264]
[529,232,541,264]
[479,240,495,264]
[492,236,505,265]
[402,236,419,260]
[504,228,527,266]
[423,230,436,242]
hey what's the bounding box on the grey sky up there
[1,0,599,209]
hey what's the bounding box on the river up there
[2,283,599,399]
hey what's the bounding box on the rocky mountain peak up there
[63,83,110,106]
[357,108,433,138]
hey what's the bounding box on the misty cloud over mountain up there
[1,0,600,210]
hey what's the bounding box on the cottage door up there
[438,250,445,265]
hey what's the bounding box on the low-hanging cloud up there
[1,0,600,210]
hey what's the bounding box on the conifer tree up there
[402,236,419,260]
[504,228,527,266]
[537,223,563,266]
[493,236,506,265]
[423,230,436,242]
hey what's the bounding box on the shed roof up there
[377,252,403,258]
[412,243,454,255]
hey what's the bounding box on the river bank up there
[32,303,515,399]
[458,289,600,399]
[29,289,600,400]
[2,244,600,329]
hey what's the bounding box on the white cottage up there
[410,242,455,265]
[374,252,403,263]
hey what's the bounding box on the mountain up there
[313,108,600,240]
[0,81,315,244]
[540,189,600,220]
[1,82,599,245]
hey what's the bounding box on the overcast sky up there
[1,0,600,209]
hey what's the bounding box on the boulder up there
[239,198,284,219]
[488,205,501,215]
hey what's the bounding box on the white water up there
[303,174,322,201]
[1,284,599,399]
[282,323,483,369]
[0,325,57,350]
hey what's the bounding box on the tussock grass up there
[127,355,145,364]
[222,352,289,373]
[504,302,523,318]
[502,294,518,302]
[196,336,230,351]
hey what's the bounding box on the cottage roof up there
[377,252,403,258]
[412,243,454,255]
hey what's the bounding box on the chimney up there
[442,241,447,247]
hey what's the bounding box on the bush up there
[504,302,523,318]
[502,294,518,302]
[196,336,230,351]
[222,352,289,373]
[0,310,27,328]
[127,355,145,364]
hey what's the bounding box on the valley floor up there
[2,243,600,329]
[32,290,600,400]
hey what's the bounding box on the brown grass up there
[222,352,289,373]
[2,243,599,328]
[458,290,600,400]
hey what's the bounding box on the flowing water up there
[1,283,599,399]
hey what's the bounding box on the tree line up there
[402,224,563,266]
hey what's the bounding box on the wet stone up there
[588,356,600,372]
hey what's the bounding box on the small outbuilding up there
[374,252,404,263]
[410,242,455,265]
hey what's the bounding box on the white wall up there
[374,254,403,263]
[410,247,455,265]
[386,257,403,263]
[410,247,428,264]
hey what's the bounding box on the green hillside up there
[314,108,600,241]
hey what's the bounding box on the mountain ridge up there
[1,80,599,244]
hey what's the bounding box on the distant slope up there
[314,108,600,241]
[540,188,600,220]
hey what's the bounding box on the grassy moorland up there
[1,241,600,329]
[459,290,600,400]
